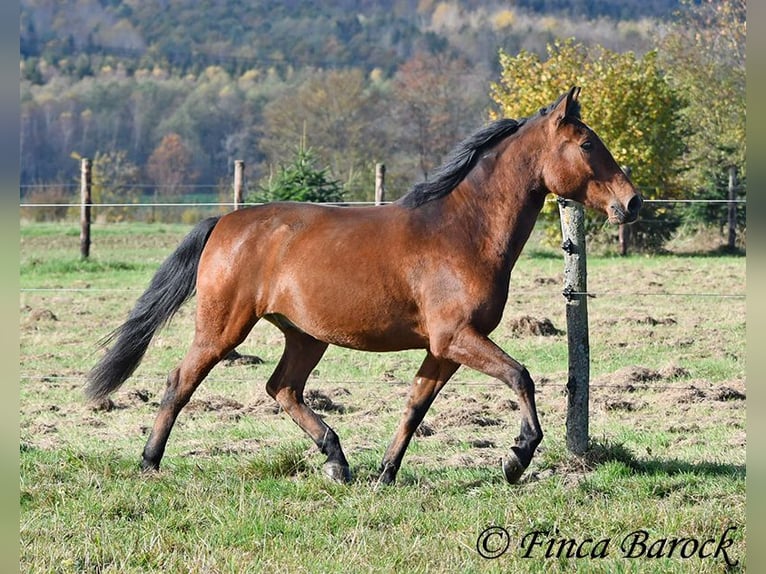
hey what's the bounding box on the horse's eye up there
[580,140,593,151]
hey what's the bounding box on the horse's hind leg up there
[141,309,257,472]
[266,327,351,483]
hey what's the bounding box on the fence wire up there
[19,198,747,208]
[17,372,733,393]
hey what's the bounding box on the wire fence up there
[19,196,746,300]
[19,203,745,397]
[16,372,734,393]
[18,198,748,208]
[18,165,746,465]
[18,286,746,298]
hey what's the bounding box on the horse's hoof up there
[374,473,395,489]
[501,451,527,484]
[374,462,398,488]
[140,459,160,474]
[323,462,352,483]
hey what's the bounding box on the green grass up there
[20,442,744,573]
[19,221,746,572]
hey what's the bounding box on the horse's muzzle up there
[612,194,642,224]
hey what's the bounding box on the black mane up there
[397,93,580,209]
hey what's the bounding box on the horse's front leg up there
[436,326,543,483]
[378,353,459,485]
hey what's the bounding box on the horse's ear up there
[552,86,581,125]
[567,86,581,112]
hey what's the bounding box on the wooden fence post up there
[80,158,92,260]
[375,163,386,206]
[234,160,245,210]
[558,198,590,455]
[728,166,738,251]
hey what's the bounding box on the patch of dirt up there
[83,416,106,428]
[436,449,503,472]
[21,306,59,329]
[507,315,563,336]
[415,421,435,437]
[437,405,503,429]
[602,399,643,412]
[29,422,58,435]
[245,395,282,416]
[662,380,745,406]
[476,391,518,413]
[631,315,677,326]
[713,386,746,401]
[660,365,690,379]
[86,388,154,413]
[87,397,115,412]
[185,438,263,458]
[594,366,664,390]
[469,438,496,448]
[186,395,244,413]
[674,385,709,404]
[304,389,346,413]
[593,364,688,389]
[126,389,152,405]
[494,398,519,412]
[223,349,264,366]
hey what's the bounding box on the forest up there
[20,0,745,232]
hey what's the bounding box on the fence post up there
[558,198,590,455]
[618,165,632,256]
[234,160,245,210]
[728,166,738,251]
[375,163,386,206]
[80,158,92,260]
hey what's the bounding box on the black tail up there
[85,216,221,401]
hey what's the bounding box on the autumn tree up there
[391,52,490,185]
[490,39,686,250]
[146,132,196,199]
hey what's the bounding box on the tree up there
[146,132,196,199]
[260,68,385,201]
[657,0,745,234]
[250,145,344,204]
[490,39,686,250]
[87,150,141,222]
[391,52,490,184]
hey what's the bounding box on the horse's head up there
[539,86,642,224]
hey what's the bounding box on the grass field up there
[20,221,746,573]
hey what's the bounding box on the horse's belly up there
[266,288,427,352]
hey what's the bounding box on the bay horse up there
[86,87,641,485]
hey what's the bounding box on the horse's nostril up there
[627,194,643,218]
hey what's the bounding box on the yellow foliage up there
[490,39,685,199]
[491,9,515,30]
[431,2,460,30]
[369,67,384,84]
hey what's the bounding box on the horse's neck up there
[439,168,547,271]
